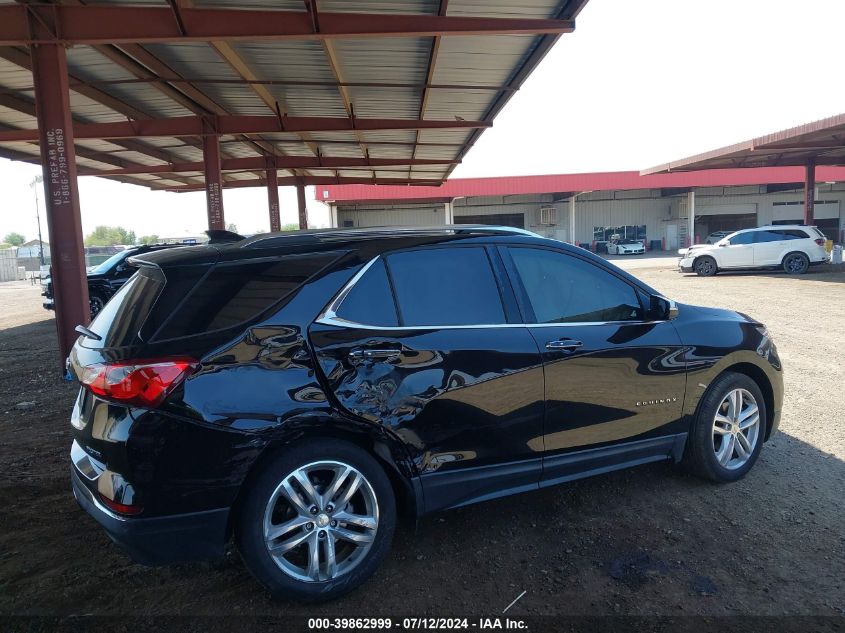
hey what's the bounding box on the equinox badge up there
[636,397,678,406]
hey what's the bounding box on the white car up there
[607,239,645,255]
[678,225,829,276]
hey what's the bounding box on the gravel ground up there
[0,264,843,622]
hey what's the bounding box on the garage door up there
[455,213,525,229]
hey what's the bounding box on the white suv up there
[678,225,829,276]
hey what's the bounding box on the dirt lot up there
[0,265,843,622]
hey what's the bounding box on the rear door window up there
[154,252,339,340]
[385,247,506,326]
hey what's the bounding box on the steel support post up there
[266,167,281,232]
[804,159,815,225]
[687,190,695,246]
[296,182,308,229]
[202,127,225,230]
[31,42,90,372]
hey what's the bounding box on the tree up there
[138,235,159,245]
[3,232,25,246]
[84,226,136,246]
[280,223,299,232]
[226,223,239,233]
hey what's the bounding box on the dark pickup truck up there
[42,244,178,318]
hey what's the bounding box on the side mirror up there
[649,295,679,321]
[718,241,728,247]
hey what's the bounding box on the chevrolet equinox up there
[68,226,783,602]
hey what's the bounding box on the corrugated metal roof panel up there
[447,0,561,19]
[0,1,587,187]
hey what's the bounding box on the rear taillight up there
[815,238,825,246]
[98,493,144,516]
[80,358,198,408]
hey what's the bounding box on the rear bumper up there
[71,465,229,565]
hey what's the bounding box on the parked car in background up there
[704,231,732,244]
[607,238,645,255]
[42,244,179,318]
[67,226,782,601]
[678,225,829,276]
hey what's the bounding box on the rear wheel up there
[236,439,396,602]
[782,252,809,275]
[694,256,717,277]
[682,371,766,482]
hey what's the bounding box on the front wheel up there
[782,252,809,275]
[89,293,106,318]
[694,256,717,277]
[682,371,766,482]
[236,439,396,602]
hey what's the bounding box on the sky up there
[2,0,845,243]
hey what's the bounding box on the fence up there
[0,249,24,282]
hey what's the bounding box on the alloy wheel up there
[695,258,715,275]
[712,388,760,470]
[89,296,105,317]
[784,254,807,274]
[263,460,379,582]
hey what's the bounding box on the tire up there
[694,256,717,277]
[782,251,809,275]
[89,293,106,319]
[236,438,396,602]
[682,371,767,483]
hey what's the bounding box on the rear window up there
[154,253,339,340]
[85,267,164,348]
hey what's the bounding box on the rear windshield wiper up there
[75,324,102,341]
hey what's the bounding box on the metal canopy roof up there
[642,112,845,174]
[0,0,589,191]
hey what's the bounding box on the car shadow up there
[682,266,845,284]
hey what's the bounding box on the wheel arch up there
[226,413,421,540]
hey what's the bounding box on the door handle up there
[545,339,583,352]
[348,347,402,362]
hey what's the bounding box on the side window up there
[335,259,399,327]
[753,231,780,243]
[507,247,643,324]
[729,231,755,245]
[385,247,506,326]
[780,229,808,240]
[155,252,339,339]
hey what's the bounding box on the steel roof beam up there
[165,176,443,192]
[79,156,458,176]
[45,77,515,93]
[0,6,575,45]
[0,116,488,142]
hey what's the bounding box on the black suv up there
[43,244,179,318]
[68,226,782,602]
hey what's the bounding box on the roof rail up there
[242,225,539,248]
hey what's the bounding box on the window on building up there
[385,247,506,326]
[507,247,643,324]
[594,225,646,241]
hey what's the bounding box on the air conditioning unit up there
[539,206,558,225]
